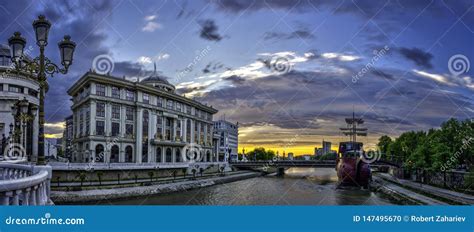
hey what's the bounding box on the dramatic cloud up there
[263,29,315,41]
[398,47,434,69]
[199,19,223,41]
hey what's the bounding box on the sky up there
[0,0,473,155]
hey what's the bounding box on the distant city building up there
[287,152,294,160]
[301,155,312,161]
[213,120,238,161]
[322,140,331,155]
[0,45,40,162]
[67,68,219,164]
[62,115,74,160]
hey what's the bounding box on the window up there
[186,105,191,114]
[143,93,149,104]
[194,122,199,143]
[28,89,38,97]
[96,102,105,117]
[165,118,172,140]
[142,110,149,139]
[167,100,173,109]
[157,97,163,107]
[0,55,11,66]
[8,85,23,93]
[112,104,120,119]
[111,86,120,98]
[126,107,134,121]
[126,124,134,136]
[96,84,106,96]
[156,116,163,139]
[126,89,135,101]
[111,122,120,136]
[96,121,105,135]
[176,120,181,139]
[176,103,181,111]
[186,119,191,142]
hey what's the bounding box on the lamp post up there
[7,15,76,165]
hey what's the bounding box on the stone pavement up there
[377,173,474,205]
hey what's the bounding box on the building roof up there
[140,63,175,92]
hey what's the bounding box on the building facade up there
[213,120,239,162]
[0,45,39,161]
[62,115,73,160]
[67,70,218,165]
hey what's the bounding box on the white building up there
[213,120,238,161]
[0,44,39,162]
[67,69,219,165]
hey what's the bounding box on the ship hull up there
[336,158,371,188]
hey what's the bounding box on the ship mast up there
[339,111,367,144]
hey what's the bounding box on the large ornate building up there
[0,45,40,162]
[67,69,218,165]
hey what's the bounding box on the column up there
[90,101,96,136]
[135,108,143,163]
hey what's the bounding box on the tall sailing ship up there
[336,112,371,188]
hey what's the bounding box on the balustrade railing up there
[0,163,52,205]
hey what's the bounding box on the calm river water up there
[110,168,396,205]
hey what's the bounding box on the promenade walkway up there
[377,173,474,205]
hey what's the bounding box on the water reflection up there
[110,168,395,205]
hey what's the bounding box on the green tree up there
[377,135,392,159]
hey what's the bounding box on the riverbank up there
[52,171,262,204]
[375,173,474,205]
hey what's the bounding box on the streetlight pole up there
[7,15,76,165]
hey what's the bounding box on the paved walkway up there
[377,173,474,205]
[373,175,447,205]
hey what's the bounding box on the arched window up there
[125,146,133,162]
[175,148,181,162]
[110,145,119,163]
[156,147,162,163]
[95,144,104,162]
[166,148,172,163]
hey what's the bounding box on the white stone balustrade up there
[0,163,52,205]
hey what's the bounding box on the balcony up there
[0,163,52,205]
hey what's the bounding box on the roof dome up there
[140,63,175,92]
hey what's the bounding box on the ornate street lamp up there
[7,15,76,165]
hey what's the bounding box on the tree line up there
[377,118,473,171]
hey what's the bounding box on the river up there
[109,168,396,205]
